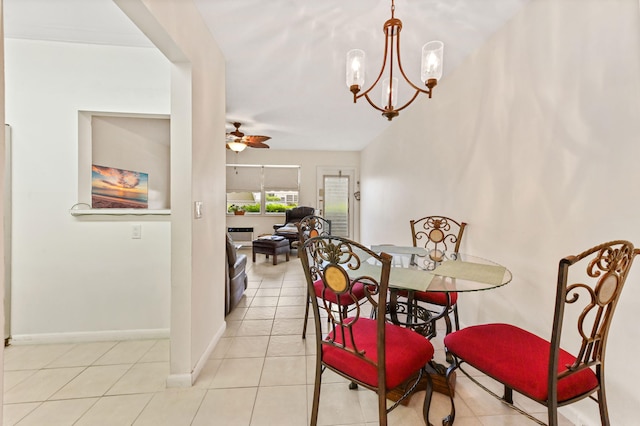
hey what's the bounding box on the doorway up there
[317,167,356,238]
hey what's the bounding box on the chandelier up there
[346,0,444,120]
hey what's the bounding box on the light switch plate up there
[194,201,203,219]
[132,224,142,239]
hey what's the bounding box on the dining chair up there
[298,215,334,338]
[444,240,638,426]
[406,215,467,337]
[300,235,435,426]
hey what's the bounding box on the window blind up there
[226,165,262,192]
[263,166,299,190]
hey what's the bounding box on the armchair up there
[225,233,248,316]
[273,206,315,247]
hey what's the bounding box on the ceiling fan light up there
[421,40,444,82]
[227,141,247,152]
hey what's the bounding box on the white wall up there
[225,149,361,240]
[360,0,640,424]
[117,0,227,385]
[0,0,7,421]
[5,38,171,340]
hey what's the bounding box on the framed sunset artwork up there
[91,165,149,209]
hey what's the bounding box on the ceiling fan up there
[225,122,271,151]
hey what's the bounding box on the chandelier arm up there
[362,93,387,113]
[392,90,422,113]
[394,30,433,96]
[354,22,393,103]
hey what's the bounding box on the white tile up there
[74,394,153,426]
[209,358,264,389]
[191,388,257,426]
[15,397,98,426]
[225,336,269,358]
[266,335,307,357]
[282,279,306,288]
[275,305,307,319]
[2,402,40,426]
[477,414,542,425]
[46,341,117,368]
[271,318,304,336]
[258,280,284,289]
[255,288,281,297]
[51,364,131,399]
[277,295,307,306]
[223,320,242,337]
[133,388,206,426]
[94,340,156,365]
[225,306,248,321]
[280,287,306,297]
[210,337,232,359]
[139,340,170,363]
[251,296,280,307]
[236,319,274,336]
[244,306,277,320]
[4,367,84,404]
[306,357,346,385]
[4,344,75,371]
[260,356,307,386]
[251,385,308,426]
[454,376,515,417]
[192,359,222,389]
[309,382,366,425]
[4,370,37,393]
[106,362,169,395]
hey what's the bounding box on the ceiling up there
[3,0,530,151]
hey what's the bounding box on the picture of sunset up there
[91,165,149,209]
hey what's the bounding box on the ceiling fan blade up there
[243,135,271,143]
[245,141,270,149]
[226,122,271,149]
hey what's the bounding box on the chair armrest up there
[230,253,247,276]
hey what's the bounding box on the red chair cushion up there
[398,290,458,306]
[444,323,599,402]
[322,318,434,389]
[313,279,367,307]
[413,290,458,306]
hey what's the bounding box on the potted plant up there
[229,204,245,215]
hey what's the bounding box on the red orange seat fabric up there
[324,318,434,389]
[444,323,598,402]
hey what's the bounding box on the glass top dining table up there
[357,245,513,294]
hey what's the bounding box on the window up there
[226,164,300,214]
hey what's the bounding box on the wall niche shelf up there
[70,209,171,217]
[78,111,171,217]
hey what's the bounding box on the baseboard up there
[166,322,226,388]
[10,328,170,345]
[165,373,193,388]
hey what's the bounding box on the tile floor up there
[3,248,574,425]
